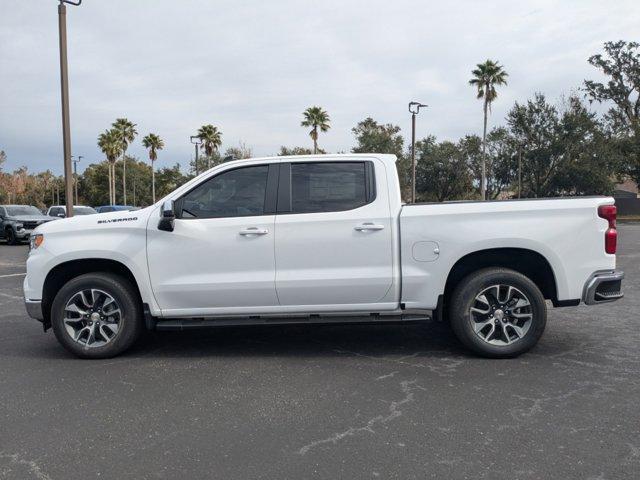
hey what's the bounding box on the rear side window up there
[290,162,371,214]
[180,165,269,218]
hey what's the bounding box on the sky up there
[1,0,639,175]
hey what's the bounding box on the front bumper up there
[15,228,33,239]
[25,299,44,321]
[583,270,624,305]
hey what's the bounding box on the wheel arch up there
[443,248,559,308]
[42,259,143,325]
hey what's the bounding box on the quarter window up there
[180,165,269,218]
[290,162,369,213]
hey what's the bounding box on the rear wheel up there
[51,273,143,359]
[449,268,546,358]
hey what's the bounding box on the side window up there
[290,162,370,213]
[180,165,269,219]
[49,208,60,216]
[0,207,5,218]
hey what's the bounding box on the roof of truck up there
[219,153,398,170]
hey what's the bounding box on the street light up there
[71,155,82,204]
[517,143,525,199]
[408,101,428,203]
[190,135,202,176]
[57,0,82,217]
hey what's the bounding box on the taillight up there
[598,205,617,254]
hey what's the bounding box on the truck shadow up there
[126,320,469,360]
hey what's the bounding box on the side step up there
[153,312,431,331]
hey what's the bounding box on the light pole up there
[71,154,82,204]
[57,0,81,217]
[190,135,202,176]
[408,101,427,203]
[517,143,525,199]
[132,174,136,207]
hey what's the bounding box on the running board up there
[154,312,431,330]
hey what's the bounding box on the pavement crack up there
[333,348,465,377]
[0,452,52,480]
[0,291,23,301]
[623,443,640,465]
[375,371,399,380]
[297,380,422,455]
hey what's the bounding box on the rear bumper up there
[24,299,44,321]
[583,270,624,305]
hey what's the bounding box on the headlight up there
[30,234,44,250]
[16,223,24,230]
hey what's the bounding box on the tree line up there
[0,40,638,208]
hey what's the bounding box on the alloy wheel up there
[63,289,122,347]
[469,284,533,346]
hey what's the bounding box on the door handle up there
[354,223,385,231]
[239,227,269,236]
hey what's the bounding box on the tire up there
[6,228,18,245]
[449,267,546,358]
[51,272,143,359]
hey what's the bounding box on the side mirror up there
[158,200,176,232]
[57,213,66,218]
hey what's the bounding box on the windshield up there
[5,206,42,216]
[75,207,98,215]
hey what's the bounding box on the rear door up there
[274,160,394,308]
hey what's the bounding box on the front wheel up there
[6,228,18,245]
[51,273,143,359]
[449,268,547,358]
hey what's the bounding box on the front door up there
[147,163,279,316]
[274,160,394,308]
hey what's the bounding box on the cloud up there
[0,0,638,174]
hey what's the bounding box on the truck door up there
[146,163,280,316]
[274,160,394,307]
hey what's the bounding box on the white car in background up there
[24,154,623,359]
[46,205,98,218]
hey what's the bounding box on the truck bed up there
[399,196,616,310]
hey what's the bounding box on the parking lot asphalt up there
[0,226,638,480]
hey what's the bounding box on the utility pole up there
[408,102,427,203]
[132,175,136,206]
[518,144,523,199]
[72,155,82,204]
[57,0,81,217]
[190,135,202,176]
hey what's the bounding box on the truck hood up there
[8,215,57,223]
[36,207,155,234]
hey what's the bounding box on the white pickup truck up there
[24,154,623,359]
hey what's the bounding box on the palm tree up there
[142,133,164,203]
[112,118,137,205]
[301,106,330,154]
[197,124,222,170]
[469,60,508,200]
[98,129,122,205]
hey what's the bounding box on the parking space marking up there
[0,292,23,300]
[0,273,26,278]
